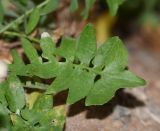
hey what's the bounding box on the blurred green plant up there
[0,0,59,42]
[119,0,160,26]
[0,0,127,44]
[139,0,160,26]
[70,0,126,19]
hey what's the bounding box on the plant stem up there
[3,31,40,43]
[0,0,49,33]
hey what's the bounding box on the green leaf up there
[0,0,4,23]
[29,95,54,125]
[7,24,145,108]
[14,0,28,6]
[27,62,60,78]
[66,68,95,104]
[40,33,56,61]
[33,94,53,110]
[70,0,125,18]
[11,50,24,65]
[21,38,40,64]
[47,63,95,104]
[11,114,25,127]
[5,74,25,112]
[10,24,145,106]
[11,40,60,78]
[0,103,11,130]
[56,37,76,62]
[93,37,128,71]
[46,63,73,94]
[41,0,59,15]
[21,94,53,125]
[69,0,126,19]
[9,50,30,77]
[10,0,29,12]
[0,82,8,107]
[86,71,145,105]
[82,0,96,19]
[25,8,40,34]
[76,24,97,65]
[85,36,145,105]
[107,0,126,16]
[70,0,78,12]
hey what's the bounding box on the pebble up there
[0,60,8,82]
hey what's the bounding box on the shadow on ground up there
[54,89,145,120]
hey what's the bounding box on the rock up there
[0,60,8,82]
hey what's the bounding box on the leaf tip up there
[85,23,94,29]
[138,78,147,86]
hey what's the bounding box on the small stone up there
[0,60,8,82]
[41,32,51,38]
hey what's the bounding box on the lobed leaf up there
[0,24,146,130]
[8,24,145,106]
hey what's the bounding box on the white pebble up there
[0,61,8,81]
[41,32,50,38]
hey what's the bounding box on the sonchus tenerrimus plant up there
[0,24,146,130]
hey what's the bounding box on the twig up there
[2,31,40,43]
